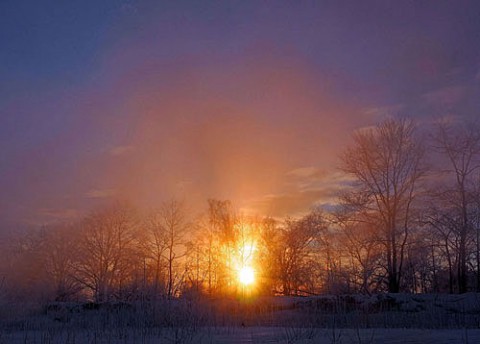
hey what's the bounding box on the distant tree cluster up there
[1,117,480,303]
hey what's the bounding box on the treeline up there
[1,117,480,303]
[0,200,328,302]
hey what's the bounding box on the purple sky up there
[1,0,480,228]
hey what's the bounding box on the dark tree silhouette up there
[340,118,426,293]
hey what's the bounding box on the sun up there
[238,266,255,286]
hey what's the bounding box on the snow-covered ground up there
[2,294,480,343]
[1,327,479,343]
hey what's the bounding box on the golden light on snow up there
[239,266,255,286]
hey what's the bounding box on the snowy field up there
[2,294,480,343]
[1,327,479,343]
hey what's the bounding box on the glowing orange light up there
[238,266,254,286]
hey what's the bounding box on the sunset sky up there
[1,0,480,228]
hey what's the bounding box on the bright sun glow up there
[238,266,255,286]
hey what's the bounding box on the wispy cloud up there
[243,169,352,218]
[422,85,465,107]
[245,184,342,219]
[363,104,405,119]
[37,208,79,220]
[109,145,135,156]
[286,167,325,179]
[85,188,116,199]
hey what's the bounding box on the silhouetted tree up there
[140,210,168,296]
[207,199,235,294]
[334,217,383,294]
[257,217,281,294]
[431,119,480,293]
[75,204,140,302]
[39,223,82,301]
[340,118,426,293]
[277,210,326,295]
[159,199,190,298]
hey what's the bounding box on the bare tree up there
[40,223,82,301]
[425,196,462,293]
[340,118,426,293]
[336,219,383,294]
[473,175,480,291]
[257,217,281,294]
[431,119,480,293]
[277,210,326,295]
[140,211,168,296]
[159,199,190,298]
[185,215,220,295]
[183,228,205,294]
[3,225,83,301]
[75,204,140,302]
[206,199,235,294]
